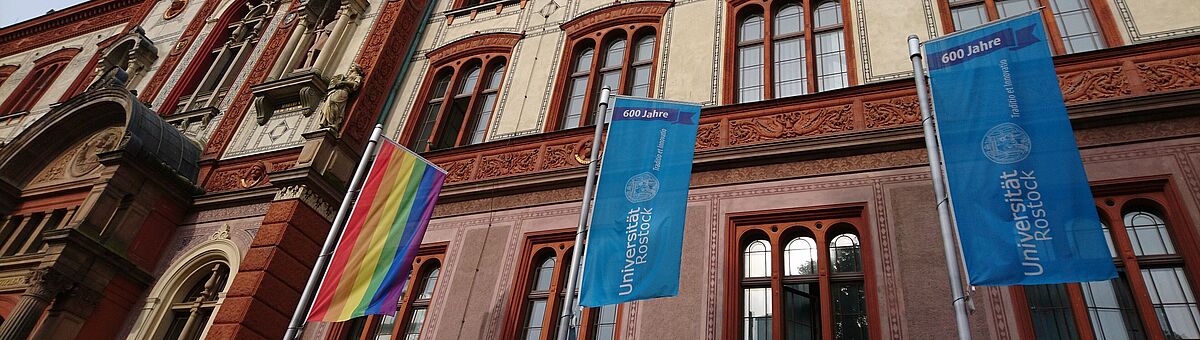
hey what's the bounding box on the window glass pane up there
[630,66,652,98]
[1082,274,1146,340]
[634,35,656,62]
[773,37,806,98]
[433,97,469,150]
[413,103,441,152]
[1026,284,1082,340]
[575,48,594,72]
[783,283,819,340]
[468,94,497,144]
[774,5,803,36]
[563,77,588,128]
[744,239,771,278]
[784,237,817,276]
[814,30,847,91]
[1123,211,1175,256]
[432,75,451,98]
[602,39,627,69]
[1100,221,1117,258]
[525,300,548,340]
[951,4,988,31]
[737,45,764,103]
[458,66,481,95]
[832,282,868,340]
[995,0,1036,18]
[373,314,396,340]
[1048,0,1105,53]
[405,307,427,340]
[486,65,505,89]
[740,14,764,42]
[829,233,861,273]
[1141,267,1200,339]
[419,267,440,300]
[813,1,842,28]
[534,256,557,291]
[744,287,773,340]
[592,304,618,340]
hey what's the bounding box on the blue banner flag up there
[924,12,1116,285]
[580,96,701,307]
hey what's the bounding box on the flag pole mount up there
[909,35,973,340]
[555,87,611,340]
[284,124,386,340]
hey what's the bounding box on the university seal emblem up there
[981,122,1031,164]
[625,172,659,203]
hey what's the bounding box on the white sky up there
[1,0,91,29]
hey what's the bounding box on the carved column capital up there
[24,268,74,301]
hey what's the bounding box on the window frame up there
[723,204,880,339]
[160,0,273,115]
[1011,178,1200,339]
[722,0,857,105]
[0,48,80,114]
[501,230,624,340]
[935,0,1122,55]
[400,33,519,152]
[545,1,671,132]
[332,244,448,340]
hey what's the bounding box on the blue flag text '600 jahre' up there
[579,96,700,307]
[924,12,1116,285]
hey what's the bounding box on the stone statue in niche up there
[316,64,364,129]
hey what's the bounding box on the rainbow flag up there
[307,139,446,322]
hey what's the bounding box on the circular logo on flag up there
[625,172,660,203]
[981,122,1032,164]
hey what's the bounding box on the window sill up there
[444,0,521,21]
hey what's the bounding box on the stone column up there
[269,17,309,80]
[286,19,316,72]
[0,269,71,339]
[312,6,352,75]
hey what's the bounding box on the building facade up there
[0,0,1197,339]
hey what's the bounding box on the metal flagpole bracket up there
[909,34,973,340]
[555,87,611,340]
[283,124,386,340]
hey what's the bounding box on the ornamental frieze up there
[862,96,919,129]
[728,105,853,146]
[1058,66,1130,103]
[1137,55,1200,93]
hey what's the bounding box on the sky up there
[1,0,90,29]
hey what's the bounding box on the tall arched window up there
[504,233,622,340]
[729,210,874,340]
[728,0,851,104]
[167,0,275,114]
[409,59,508,152]
[162,263,230,340]
[1016,187,1200,339]
[939,0,1117,54]
[0,48,80,114]
[402,33,519,152]
[548,2,670,131]
[335,248,446,340]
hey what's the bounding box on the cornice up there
[0,0,145,56]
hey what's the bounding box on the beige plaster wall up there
[1113,0,1200,43]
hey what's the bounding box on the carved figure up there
[316,64,364,129]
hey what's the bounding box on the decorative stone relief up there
[273,184,336,221]
[1137,55,1200,93]
[209,224,231,240]
[1058,66,1131,103]
[477,149,539,180]
[728,105,854,146]
[863,96,920,129]
[163,0,188,20]
[30,127,124,186]
[316,64,364,129]
[238,162,268,188]
[695,123,721,150]
[439,158,476,184]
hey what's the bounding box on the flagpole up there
[284,124,386,340]
[909,35,973,340]
[555,87,611,340]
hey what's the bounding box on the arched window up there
[729,0,850,104]
[403,33,519,152]
[1017,189,1200,339]
[167,0,274,114]
[337,248,446,340]
[505,233,622,340]
[554,29,659,130]
[162,262,231,340]
[548,2,670,131]
[731,213,873,340]
[0,48,80,114]
[939,0,1115,54]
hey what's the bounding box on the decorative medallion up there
[163,0,188,20]
[239,161,268,188]
[68,128,123,178]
